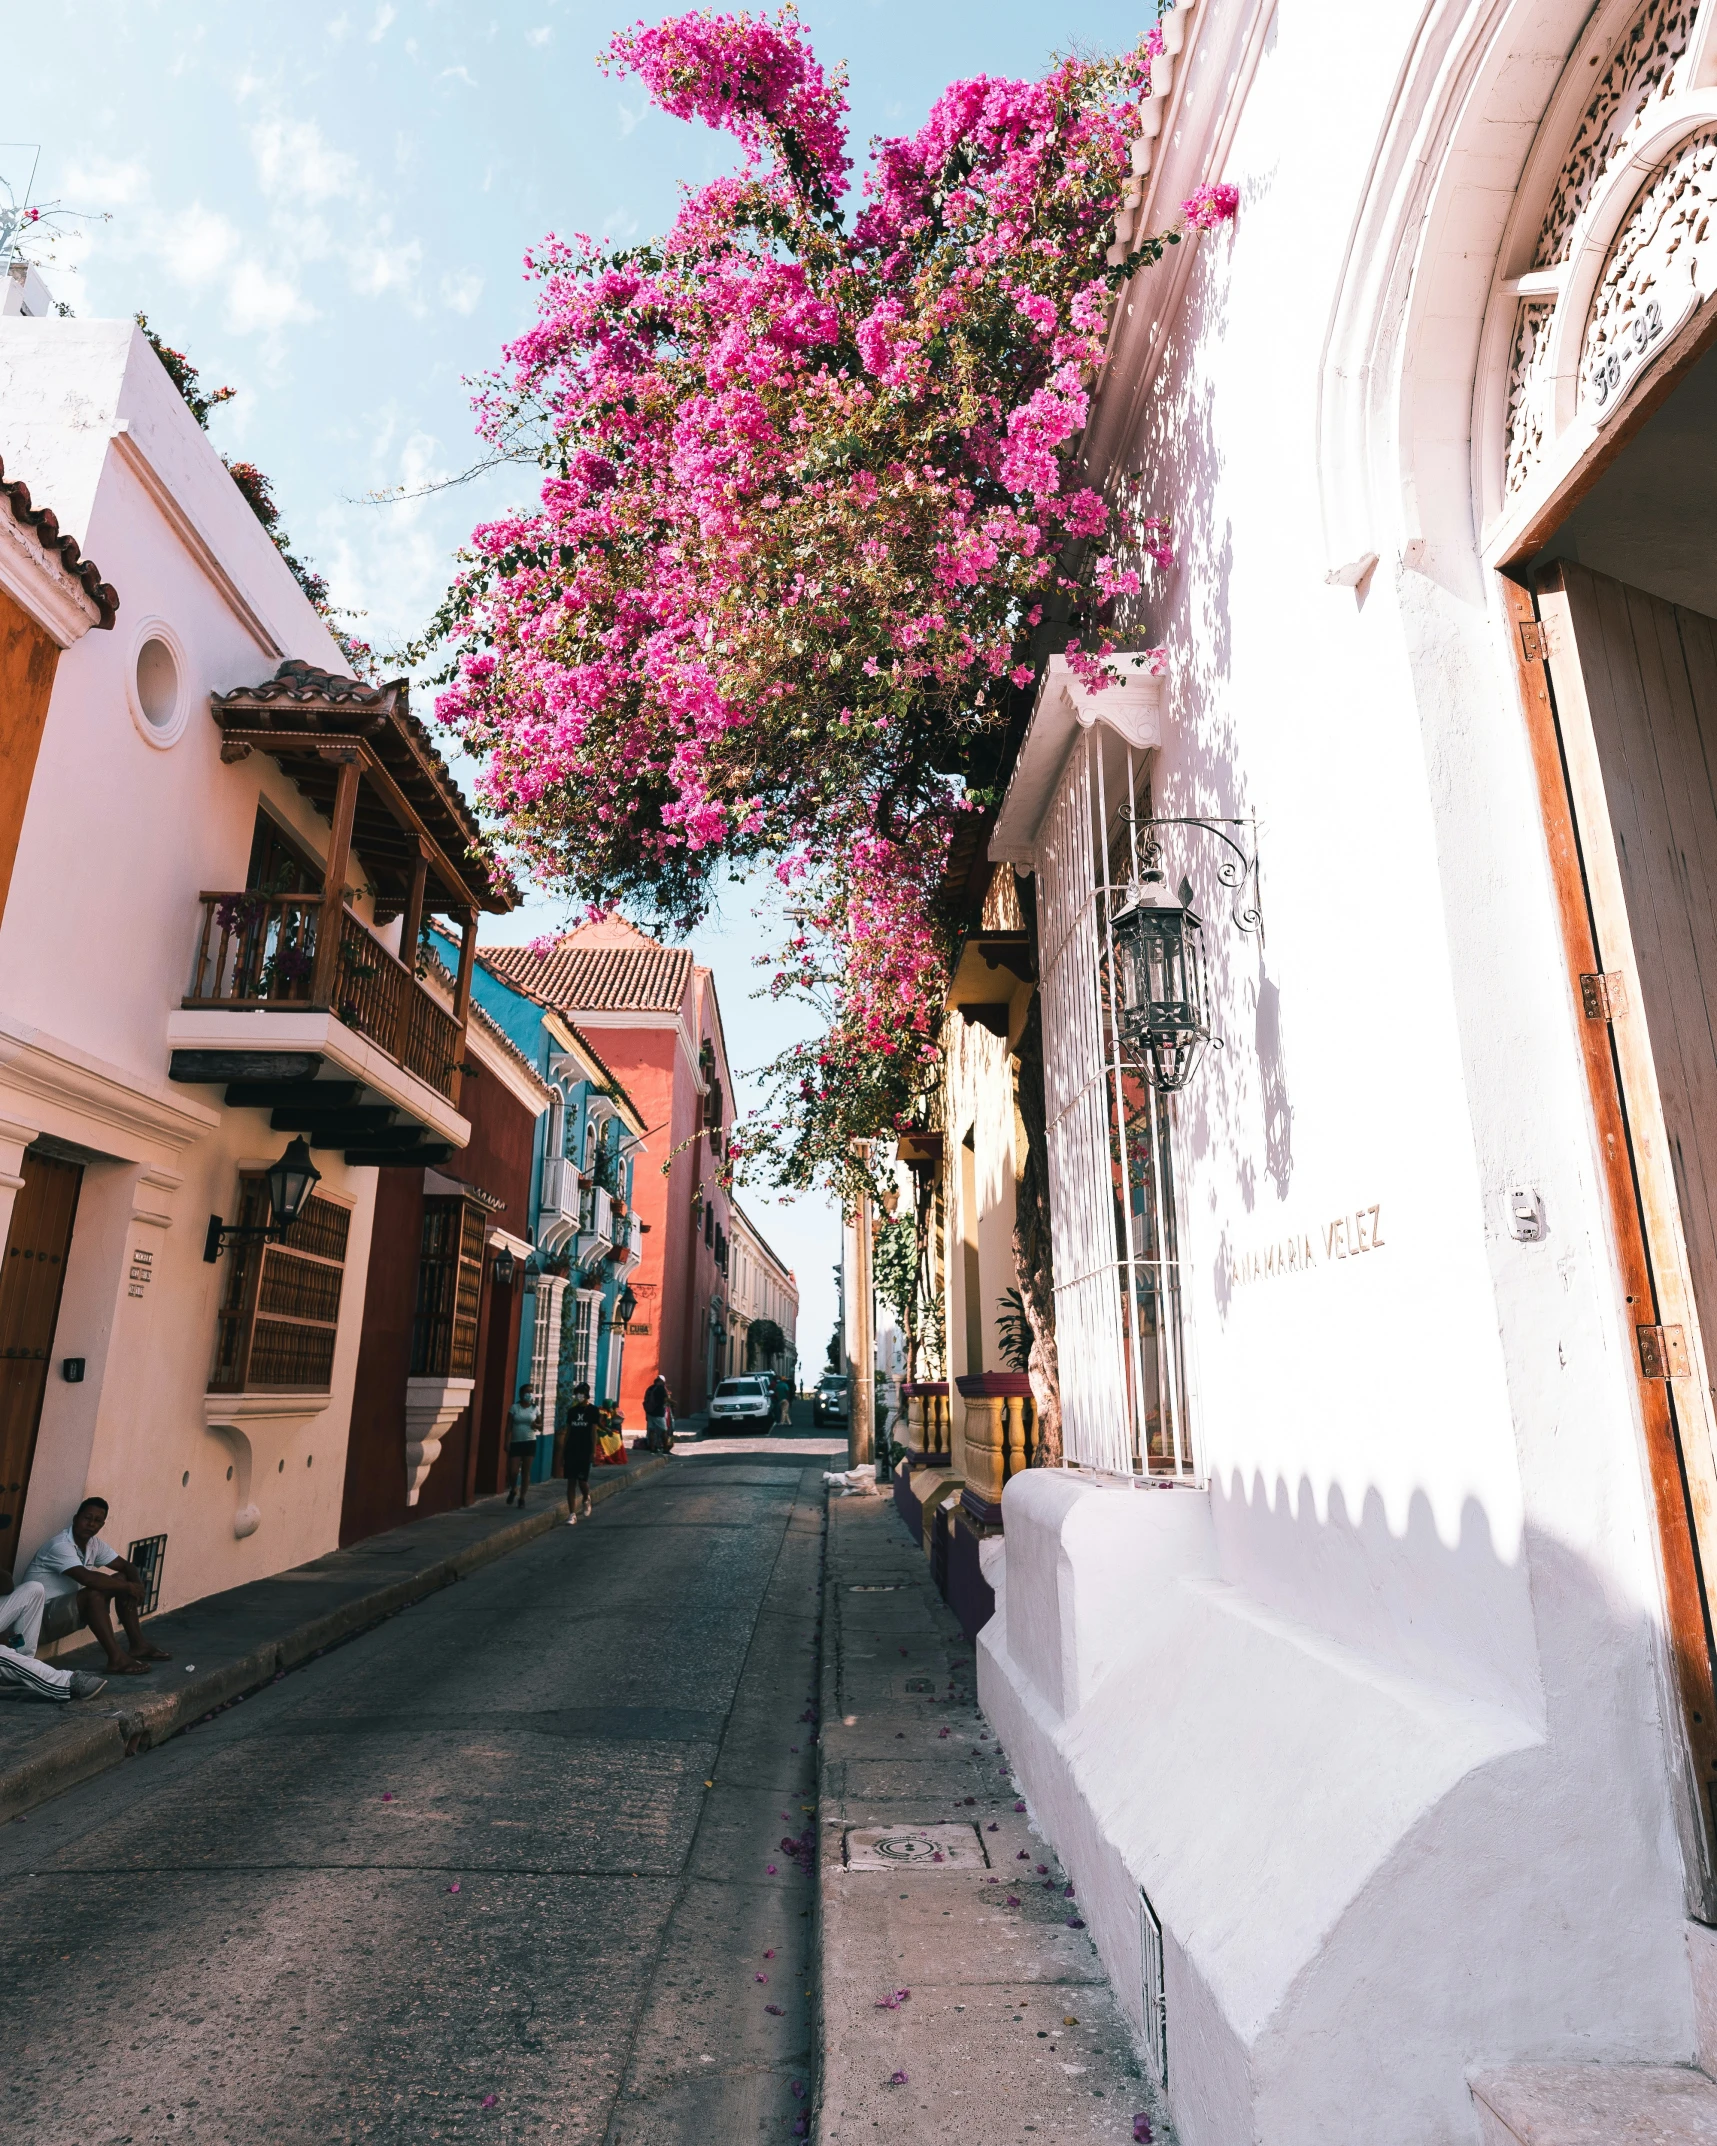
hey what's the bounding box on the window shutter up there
[210,1182,350,1394]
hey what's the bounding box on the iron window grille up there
[1141,1886,1167,2089]
[1038,725,1194,1478]
[127,1534,167,1617]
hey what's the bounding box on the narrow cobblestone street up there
[1,1449,825,2145]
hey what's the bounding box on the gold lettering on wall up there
[1231,1204,1385,1288]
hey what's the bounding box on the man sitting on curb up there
[0,1577,107,1701]
[20,1497,171,1677]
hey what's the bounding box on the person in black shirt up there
[562,1382,599,1524]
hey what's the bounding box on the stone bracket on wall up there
[204,1391,333,1539]
[403,1376,475,1506]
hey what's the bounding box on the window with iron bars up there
[1036,724,1193,1479]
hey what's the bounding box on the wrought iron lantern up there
[203,1136,322,1262]
[617,1282,638,1327]
[493,1243,517,1289]
[1111,844,1212,1092]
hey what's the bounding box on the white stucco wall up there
[977,0,1708,2137]
[0,318,381,1606]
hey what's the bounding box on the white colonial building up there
[927,1,1717,2139]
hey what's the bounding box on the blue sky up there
[7,0,1153,1362]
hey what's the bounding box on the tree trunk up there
[1010,995,1062,1465]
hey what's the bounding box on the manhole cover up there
[845,1823,988,1871]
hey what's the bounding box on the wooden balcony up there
[165,656,521,1164]
[186,893,462,1102]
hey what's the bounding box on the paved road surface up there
[2,1445,826,2145]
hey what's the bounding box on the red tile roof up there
[480,939,693,1015]
[1,453,118,627]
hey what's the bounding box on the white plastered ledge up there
[989,654,1165,867]
[974,1469,1701,2145]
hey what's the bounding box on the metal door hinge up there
[1519,619,1550,662]
[1581,971,1626,1020]
[1638,1323,1691,1379]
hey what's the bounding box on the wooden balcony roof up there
[209,658,518,916]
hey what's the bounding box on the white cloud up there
[60,153,149,208]
[616,100,642,137]
[526,25,552,45]
[348,232,423,302]
[161,203,241,290]
[439,268,482,316]
[326,13,352,42]
[368,3,396,41]
[437,64,478,89]
[227,257,307,336]
[250,115,360,206]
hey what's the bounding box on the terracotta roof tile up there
[0,453,118,628]
[481,940,692,1015]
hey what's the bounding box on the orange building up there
[479,918,735,1418]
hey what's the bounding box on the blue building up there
[432,932,647,1477]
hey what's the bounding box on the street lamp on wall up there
[493,1243,517,1289]
[1111,846,1212,1093]
[203,1137,322,1262]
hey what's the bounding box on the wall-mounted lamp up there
[605,1282,639,1330]
[1111,815,1262,1093]
[204,1137,322,1262]
[1111,848,1212,1093]
[493,1243,517,1289]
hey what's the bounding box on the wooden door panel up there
[0,1153,82,1549]
[1564,566,1717,1390]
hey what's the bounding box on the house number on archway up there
[1592,300,1664,408]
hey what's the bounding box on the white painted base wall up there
[979,1470,1702,2145]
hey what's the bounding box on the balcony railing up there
[187,892,463,1102]
[577,1183,614,1255]
[539,1154,576,1221]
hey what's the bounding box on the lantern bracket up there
[1135,814,1262,939]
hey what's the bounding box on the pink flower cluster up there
[436,8,1221,1189]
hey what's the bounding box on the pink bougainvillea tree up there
[436,3,1232,1199]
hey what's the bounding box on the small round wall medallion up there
[126,618,192,749]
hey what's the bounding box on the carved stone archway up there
[1486,0,1717,555]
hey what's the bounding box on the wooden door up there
[0,1152,82,1552]
[1534,562,1717,1891]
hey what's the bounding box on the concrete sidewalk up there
[0,1452,667,1826]
[814,1484,1172,2144]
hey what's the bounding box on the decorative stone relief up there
[1505,299,1556,494]
[1581,126,1717,415]
[1534,0,1698,268]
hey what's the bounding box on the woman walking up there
[505,1383,539,1506]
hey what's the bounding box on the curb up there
[812,1477,842,2145]
[0,1452,670,1826]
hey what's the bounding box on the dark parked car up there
[813,1374,850,1427]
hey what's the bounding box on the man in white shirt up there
[20,1496,171,1676]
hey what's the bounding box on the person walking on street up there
[505,1383,539,1506]
[562,1383,599,1523]
[643,1374,672,1454]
